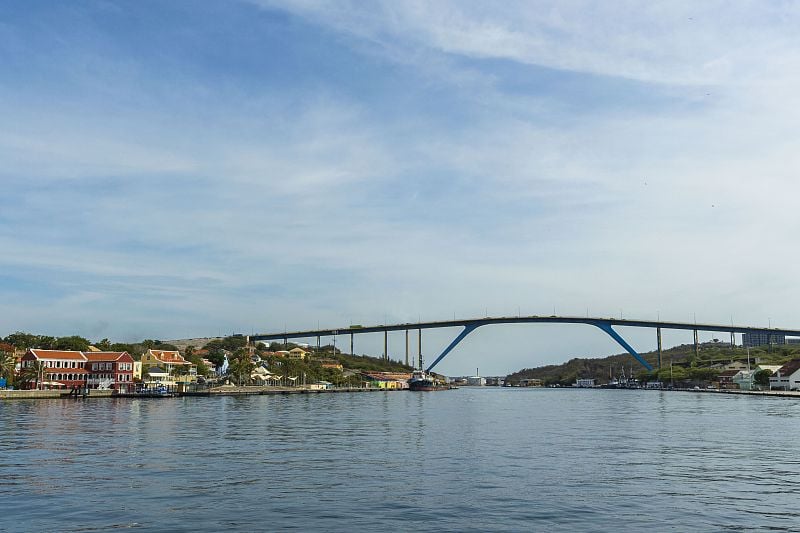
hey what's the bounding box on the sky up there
[2,1,800,375]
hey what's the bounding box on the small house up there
[769,360,800,391]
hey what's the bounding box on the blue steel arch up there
[424,320,652,372]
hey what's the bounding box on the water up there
[2,389,800,532]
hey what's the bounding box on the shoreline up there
[0,385,403,400]
[5,385,800,401]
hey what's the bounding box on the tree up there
[0,351,16,387]
[95,338,112,351]
[19,360,47,390]
[111,343,141,358]
[205,345,227,368]
[54,336,90,352]
[754,369,772,387]
[4,332,38,350]
[139,339,177,351]
[227,348,254,386]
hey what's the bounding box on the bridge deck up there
[250,316,800,341]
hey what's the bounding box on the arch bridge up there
[249,316,800,373]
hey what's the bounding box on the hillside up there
[506,342,800,386]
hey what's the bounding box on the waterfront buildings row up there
[18,348,200,392]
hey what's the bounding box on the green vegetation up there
[754,369,773,387]
[203,336,413,386]
[0,350,16,387]
[506,342,800,386]
[18,360,47,390]
[1,330,414,388]
[1,332,178,361]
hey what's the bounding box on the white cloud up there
[252,0,800,85]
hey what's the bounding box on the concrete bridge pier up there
[694,329,699,358]
[350,332,354,356]
[384,330,388,361]
[657,327,662,370]
[405,329,409,366]
[418,329,422,370]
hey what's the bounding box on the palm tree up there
[228,349,254,386]
[19,360,47,390]
[0,351,16,387]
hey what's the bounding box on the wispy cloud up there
[251,0,800,85]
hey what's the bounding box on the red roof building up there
[84,351,135,392]
[20,349,89,389]
[141,349,196,379]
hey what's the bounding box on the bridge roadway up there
[250,316,800,373]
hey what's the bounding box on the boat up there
[407,370,448,391]
[115,384,176,398]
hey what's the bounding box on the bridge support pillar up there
[405,330,409,367]
[317,335,320,351]
[418,329,422,370]
[694,329,699,358]
[350,333,354,356]
[657,327,662,370]
[384,330,388,361]
[730,331,735,348]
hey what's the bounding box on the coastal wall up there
[0,389,114,400]
[1,386,396,400]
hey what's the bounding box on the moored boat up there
[408,370,448,391]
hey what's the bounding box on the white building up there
[769,360,800,391]
[733,365,783,390]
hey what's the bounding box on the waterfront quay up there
[0,384,402,400]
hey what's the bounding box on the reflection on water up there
[2,390,800,531]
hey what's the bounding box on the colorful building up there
[140,349,196,380]
[84,351,135,392]
[361,372,411,389]
[287,348,308,360]
[20,349,88,389]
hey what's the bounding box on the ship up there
[407,370,448,391]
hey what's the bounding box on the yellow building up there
[140,349,196,380]
[287,348,308,360]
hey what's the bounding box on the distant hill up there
[505,342,800,386]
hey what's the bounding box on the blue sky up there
[2,1,800,374]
